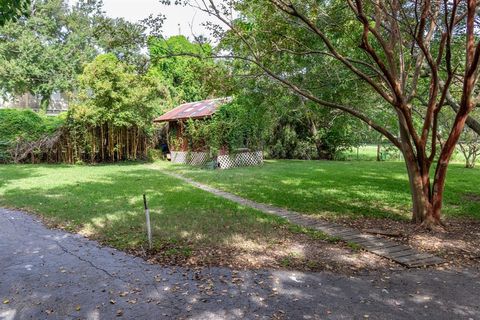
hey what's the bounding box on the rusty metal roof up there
[154,98,230,122]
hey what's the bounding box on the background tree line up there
[0,0,369,163]
[0,0,230,163]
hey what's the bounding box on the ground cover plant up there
[0,163,389,272]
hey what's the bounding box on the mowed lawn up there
[0,163,401,271]
[0,164,293,253]
[160,160,480,220]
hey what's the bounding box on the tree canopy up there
[0,0,30,26]
[0,0,147,109]
[148,35,233,107]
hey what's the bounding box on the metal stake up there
[143,194,152,250]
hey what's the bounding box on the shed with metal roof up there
[153,97,263,169]
[154,98,229,154]
[153,98,228,123]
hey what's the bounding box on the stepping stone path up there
[163,171,445,268]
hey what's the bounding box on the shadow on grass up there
[0,164,403,272]
[166,160,480,220]
[0,166,293,257]
[167,161,412,220]
[0,165,44,188]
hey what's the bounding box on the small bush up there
[147,149,163,162]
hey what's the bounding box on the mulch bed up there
[335,217,480,270]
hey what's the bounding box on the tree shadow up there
[0,164,397,273]
[0,165,43,188]
[171,160,480,221]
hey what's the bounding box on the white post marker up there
[143,194,152,250]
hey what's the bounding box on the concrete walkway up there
[1,208,479,320]
[161,171,444,268]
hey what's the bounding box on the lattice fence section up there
[170,151,188,164]
[187,152,211,166]
[218,151,263,169]
[170,151,211,166]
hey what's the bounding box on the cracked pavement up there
[0,208,479,320]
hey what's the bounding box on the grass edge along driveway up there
[1,163,371,271]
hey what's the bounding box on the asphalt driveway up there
[0,208,479,320]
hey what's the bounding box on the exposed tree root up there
[420,216,447,232]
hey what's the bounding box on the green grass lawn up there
[1,159,478,270]
[0,163,296,254]
[159,160,480,220]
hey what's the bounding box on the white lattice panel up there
[218,151,263,169]
[170,151,211,166]
[170,151,188,164]
[172,150,262,169]
[187,152,210,166]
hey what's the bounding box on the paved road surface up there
[0,208,479,320]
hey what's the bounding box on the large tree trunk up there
[404,158,431,223]
[403,154,445,228]
[397,111,439,225]
[430,111,471,224]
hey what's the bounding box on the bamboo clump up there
[11,124,151,164]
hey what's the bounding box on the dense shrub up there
[0,109,63,162]
[176,98,265,155]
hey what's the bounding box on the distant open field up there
[339,144,476,164]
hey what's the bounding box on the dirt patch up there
[132,228,399,275]
[463,193,480,202]
[335,217,480,271]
